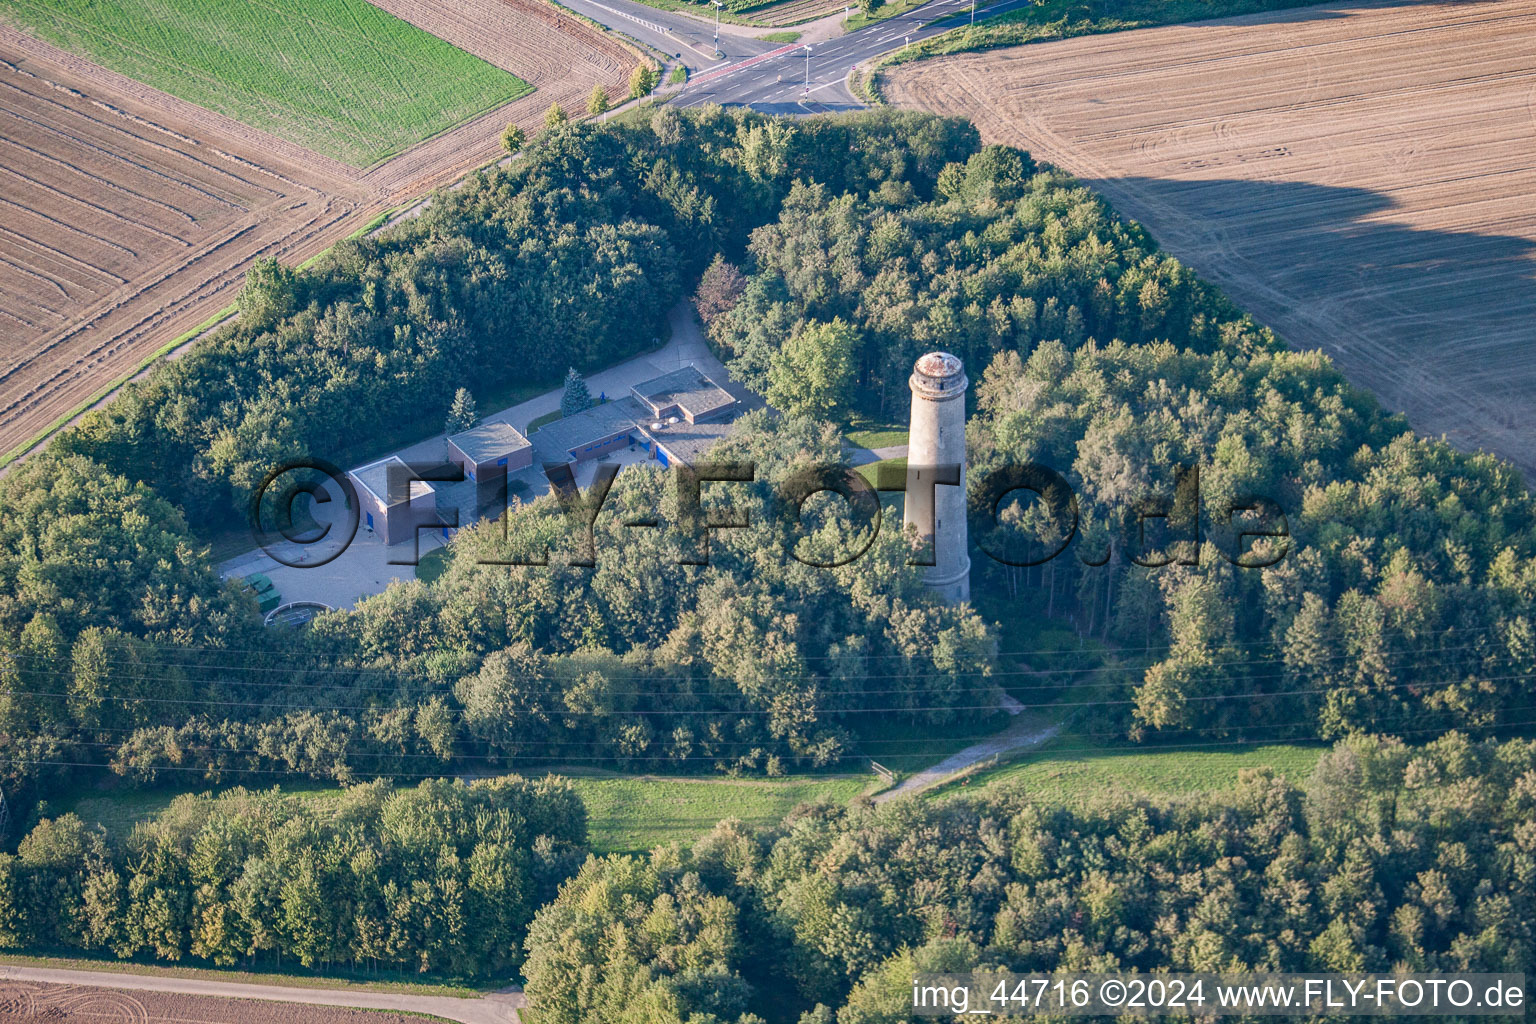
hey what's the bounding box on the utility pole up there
[712,0,724,58]
[803,43,812,95]
[971,0,977,25]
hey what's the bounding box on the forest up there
[4,734,1530,1021]
[2,104,1533,796]
[0,106,1533,1003]
[0,776,585,976]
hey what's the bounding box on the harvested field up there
[0,6,633,462]
[886,0,1536,478]
[0,982,444,1023]
[747,0,848,26]
[0,0,530,167]
[369,0,634,115]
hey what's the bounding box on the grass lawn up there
[852,713,1012,774]
[0,0,531,166]
[760,30,803,41]
[57,772,880,858]
[526,408,564,433]
[565,773,879,854]
[855,454,907,490]
[878,0,1337,71]
[845,414,909,451]
[415,546,452,584]
[843,0,931,32]
[938,739,1326,803]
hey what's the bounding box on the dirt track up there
[0,2,633,460]
[0,982,446,1023]
[885,0,1536,478]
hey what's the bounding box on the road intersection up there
[564,0,1036,112]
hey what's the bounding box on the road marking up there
[689,42,808,84]
[575,0,672,35]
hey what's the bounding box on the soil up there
[884,0,1536,478]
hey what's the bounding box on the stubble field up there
[0,0,531,166]
[0,982,440,1023]
[885,0,1536,477]
[0,3,633,462]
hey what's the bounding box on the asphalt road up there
[565,0,1034,112]
[670,0,1037,111]
[562,0,780,64]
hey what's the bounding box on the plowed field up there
[885,0,1536,477]
[0,981,442,1023]
[0,3,633,461]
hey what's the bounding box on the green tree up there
[587,84,610,116]
[766,318,858,420]
[560,367,591,417]
[501,122,527,154]
[629,63,658,100]
[445,387,478,435]
[544,102,567,130]
[238,256,298,329]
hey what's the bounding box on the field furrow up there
[886,0,1536,478]
[0,1,631,461]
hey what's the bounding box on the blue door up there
[366,511,374,530]
[656,446,669,468]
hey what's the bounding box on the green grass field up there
[567,773,877,853]
[0,0,531,166]
[59,772,879,857]
[938,741,1326,803]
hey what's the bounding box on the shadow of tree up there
[1078,174,1536,477]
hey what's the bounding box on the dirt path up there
[874,714,1060,802]
[0,966,522,1024]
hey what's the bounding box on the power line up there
[3,648,1529,716]
[51,701,1535,763]
[0,630,1513,700]
[3,713,1532,784]
[6,618,1504,669]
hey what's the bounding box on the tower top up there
[910,351,967,400]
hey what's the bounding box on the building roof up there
[529,396,647,465]
[915,351,964,378]
[632,365,736,421]
[351,456,436,506]
[641,417,734,466]
[448,420,531,464]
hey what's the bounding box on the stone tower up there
[904,351,970,604]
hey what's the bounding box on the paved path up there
[845,442,908,467]
[0,965,523,1024]
[874,715,1061,802]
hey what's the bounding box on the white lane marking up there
[689,42,805,85]
[575,0,671,34]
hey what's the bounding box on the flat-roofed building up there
[529,397,645,467]
[527,366,743,474]
[447,420,533,482]
[350,455,439,545]
[631,365,737,424]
